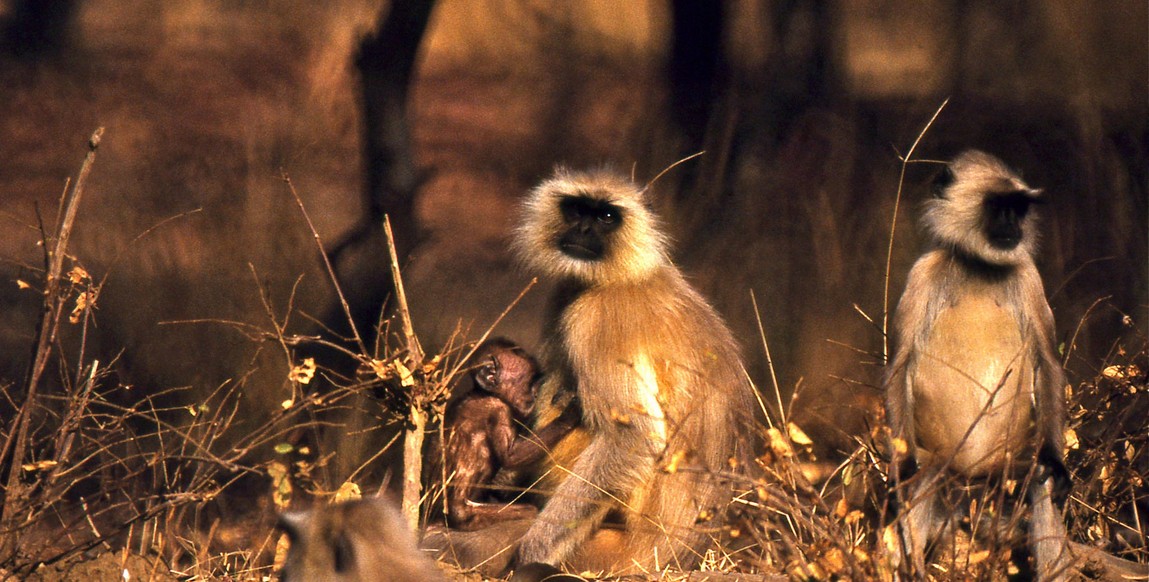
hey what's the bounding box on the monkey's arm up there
[443,400,504,528]
[500,399,581,470]
[517,357,666,566]
[1024,266,1070,502]
[885,257,936,484]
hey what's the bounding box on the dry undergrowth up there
[1,132,1145,582]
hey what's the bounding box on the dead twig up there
[882,99,947,364]
[0,128,104,561]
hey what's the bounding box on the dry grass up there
[1,133,1144,582]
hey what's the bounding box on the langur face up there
[556,196,623,261]
[983,190,1041,250]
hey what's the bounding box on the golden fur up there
[512,168,755,573]
[885,151,1072,580]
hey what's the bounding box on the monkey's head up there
[278,497,441,582]
[513,168,669,286]
[471,338,540,417]
[923,150,1044,267]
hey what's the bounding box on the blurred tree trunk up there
[356,0,434,251]
[0,0,77,56]
[668,0,726,151]
[329,0,435,345]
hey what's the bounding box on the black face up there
[984,190,1034,250]
[557,196,623,260]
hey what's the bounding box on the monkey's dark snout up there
[985,193,1032,249]
[559,232,605,260]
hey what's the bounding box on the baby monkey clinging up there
[439,337,579,531]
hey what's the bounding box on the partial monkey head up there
[471,338,540,417]
[513,168,669,286]
[922,150,1045,267]
[277,497,445,582]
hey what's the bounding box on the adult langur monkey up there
[509,168,756,575]
[885,150,1073,580]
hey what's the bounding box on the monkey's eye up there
[597,209,618,225]
[332,532,355,573]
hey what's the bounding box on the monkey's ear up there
[930,165,955,199]
[276,511,307,541]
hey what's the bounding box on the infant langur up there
[885,150,1073,580]
[440,338,580,530]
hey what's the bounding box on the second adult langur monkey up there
[510,168,756,574]
[885,150,1073,580]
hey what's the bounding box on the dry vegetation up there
[0,128,1144,582]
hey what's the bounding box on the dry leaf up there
[663,450,687,473]
[289,358,316,385]
[67,266,90,284]
[393,359,415,387]
[273,533,291,574]
[421,354,441,375]
[1102,365,1123,379]
[821,547,845,574]
[267,461,292,510]
[333,481,361,503]
[16,280,31,290]
[834,497,850,519]
[787,422,813,446]
[766,427,794,458]
[968,549,991,565]
[69,289,96,324]
[369,359,391,380]
[1064,428,1079,451]
[22,460,58,472]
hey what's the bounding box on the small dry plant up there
[0,130,322,579]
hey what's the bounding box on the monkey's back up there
[912,260,1036,477]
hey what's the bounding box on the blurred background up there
[0,0,1144,487]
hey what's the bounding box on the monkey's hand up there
[555,396,582,428]
[508,561,580,582]
[1038,444,1071,508]
[886,455,919,516]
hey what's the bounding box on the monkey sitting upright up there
[510,169,755,574]
[885,150,1073,580]
[439,337,580,531]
